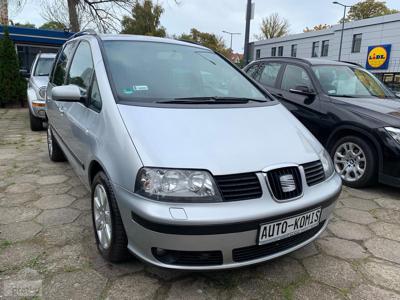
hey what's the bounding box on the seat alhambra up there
[46,31,342,270]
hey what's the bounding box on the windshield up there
[34,57,54,76]
[102,41,267,103]
[312,65,394,99]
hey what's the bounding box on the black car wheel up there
[331,136,377,188]
[91,171,130,262]
[29,110,44,131]
[47,126,66,162]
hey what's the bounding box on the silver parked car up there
[46,32,342,270]
[27,53,56,131]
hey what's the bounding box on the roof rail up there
[339,60,363,67]
[68,29,97,40]
[176,39,204,47]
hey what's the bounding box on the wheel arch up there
[326,125,383,172]
[88,159,111,186]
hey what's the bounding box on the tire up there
[47,126,66,162]
[29,110,43,131]
[91,171,130,262]
[331,136,377,188]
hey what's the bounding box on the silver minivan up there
[46,32,342,270]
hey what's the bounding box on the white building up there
[250,13,400,91]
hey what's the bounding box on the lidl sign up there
[366,44,391,70]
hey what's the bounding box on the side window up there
[258,63,282,87]
[89,74,102,112]
[281,64,313,91]
[67,41,94,90]
[245,64,259,79]
[51,42,76,86]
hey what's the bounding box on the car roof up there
[253,57,360,67]
[86,34,210,51]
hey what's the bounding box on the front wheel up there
[29,110,43,131]
[47,126,66,162]
[331,136,377,188]
[91,171,130,262]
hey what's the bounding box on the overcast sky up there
[11,0,400,53]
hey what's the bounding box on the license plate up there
[258,208,321,245]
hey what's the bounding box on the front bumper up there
[115,173,341,270]
[376,128,400,187]
[29,99,47,119]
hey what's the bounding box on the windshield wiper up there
[157,96,267,104]
[332,94,359,98]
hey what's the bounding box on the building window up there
[312,41,319,57]
[352,34,362,53]
[278,46,284,56]
[291,44,297,57]
[271,47,276,57]
[321,40,329,57]
[256,49,261,59]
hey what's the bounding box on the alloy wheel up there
[334,142,366,182]
[93,184,112,249]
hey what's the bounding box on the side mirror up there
[20,69,30,78]
[289,85,316,96]
[52,85,84,102]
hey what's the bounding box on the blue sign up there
[366,44,391,70]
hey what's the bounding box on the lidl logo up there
[366,44,391,70]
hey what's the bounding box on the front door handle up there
[58,106,65,114]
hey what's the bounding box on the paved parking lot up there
[0,109,400,299]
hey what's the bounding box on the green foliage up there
[0,27,26,107]
[256,13,289,40]
[121,0,166,37]
[39,21,65,30]
[177,28,232,58]
[14,22,36,28]
[343,0,399,22]
[304,24,331,32]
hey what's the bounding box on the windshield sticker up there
[122,88,134,94]
[133,85,149,91]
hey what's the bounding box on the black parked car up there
[244,57,400,188]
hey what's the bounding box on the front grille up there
[302,160,325,186]
[214,172,262,201]
[152,248,223,266]
[232,221,325,262]
[266,167,302,200]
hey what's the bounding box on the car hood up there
[117,103,322,175]
[332,96,400,116]
[32,76,50,88]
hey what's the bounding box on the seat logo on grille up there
[279,174,296,192]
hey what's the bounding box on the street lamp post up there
[333,1,352,61]
[222,30,241,50]
[243,0,252,65]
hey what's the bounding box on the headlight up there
[135,168,222,202]
[38,86,46,99]
[385,127,400,144]
[319,149,334,178]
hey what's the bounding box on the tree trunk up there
[67,0,80,32]
[0,0,8,25]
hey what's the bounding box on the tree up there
[0,27,26,107]
[121,0,166,37]
[304,24,331,32]
[42,0,135,33]
[256,13,289,40]
[14,22,35,28]
[1,0,26,25]
[177,28,232,58]
[39,21,66,30]
[343,0,398,22]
